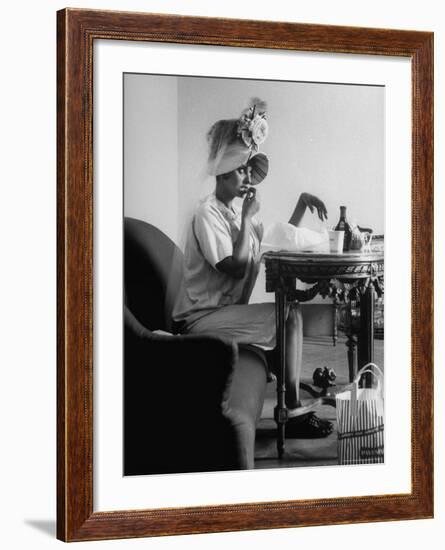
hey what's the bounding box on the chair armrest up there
[124,305,238,408]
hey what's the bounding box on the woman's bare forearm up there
[288,194,307,227]
[233,217,252,265]
[216,218,252,278]
[289,192,328,225]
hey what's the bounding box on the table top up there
[262,249,384,264]
[263,249,384,284]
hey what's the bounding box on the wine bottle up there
[334,206,352,251]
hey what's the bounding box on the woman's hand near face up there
[216,189,260,279]
[241,188,260,221]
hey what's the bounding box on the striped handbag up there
[336,363,384,465]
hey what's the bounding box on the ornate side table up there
[263,250,384,458]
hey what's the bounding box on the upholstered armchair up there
[124,217,269,475]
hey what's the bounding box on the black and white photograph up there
[123,73,385,476]
[2,0,439,546]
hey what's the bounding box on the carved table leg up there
[333,298,338,347]
[358,282,375,387]
[274,288,287,459]
[346,333,357,383]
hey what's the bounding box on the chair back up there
[124,217,184,331]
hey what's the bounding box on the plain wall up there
[124,74,179,241]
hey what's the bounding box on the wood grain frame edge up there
[56,7,68,542]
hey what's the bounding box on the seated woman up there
[172,99,332,437]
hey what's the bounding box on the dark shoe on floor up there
[285,412,334,439]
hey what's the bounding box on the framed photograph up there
[57,8,433,542]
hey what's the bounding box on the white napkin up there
[261,221,329,254]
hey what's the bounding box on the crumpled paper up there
[261,221,329,254]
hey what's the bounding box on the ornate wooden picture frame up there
[57,8,433,542]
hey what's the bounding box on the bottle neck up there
[339,206,347,221]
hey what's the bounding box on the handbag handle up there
[351,362,384,416]
[354,362,384,388]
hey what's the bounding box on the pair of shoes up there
[285,412,334,439]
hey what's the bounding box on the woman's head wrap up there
[207,98,269,185]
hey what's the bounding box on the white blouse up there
[172,193,263,328]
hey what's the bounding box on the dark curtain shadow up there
[24,519,56,537]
